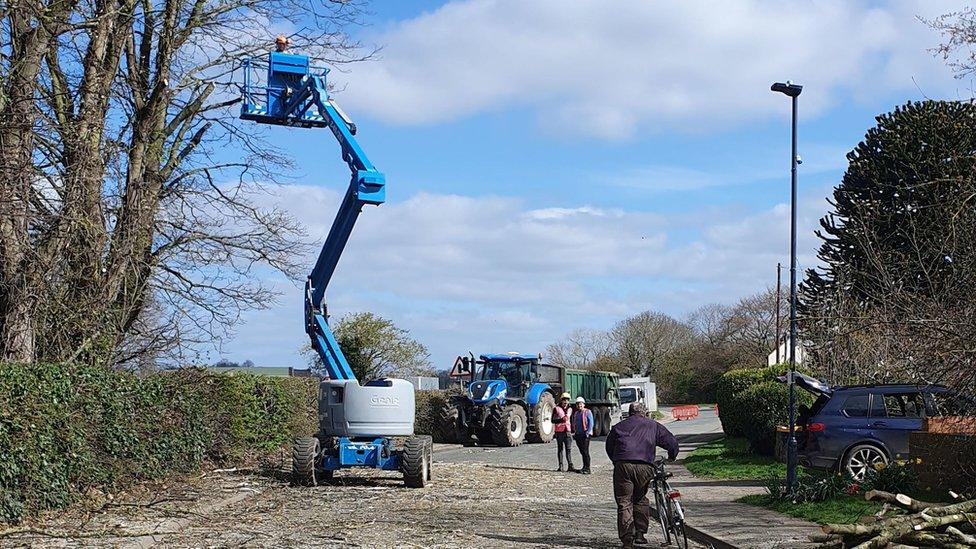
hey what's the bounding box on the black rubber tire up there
[475,429,493,445]
[601,406,612,436]
[489,404,528,446]
[527,392,556,443]
[654,485,671,544]
[668,498,688,549]
[434,396,467,443]
[592,407,605,437]
[292,436,320,487]
[402,435,432,488]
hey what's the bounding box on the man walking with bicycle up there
[605,402,679,548]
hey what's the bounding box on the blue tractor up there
[438,353,558,446]
[239,50,431,487]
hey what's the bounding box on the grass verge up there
[737,493,882,525]
[684,437,785,480]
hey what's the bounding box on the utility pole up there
[771,80,802,493]
[775,262,781,364]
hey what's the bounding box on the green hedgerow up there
[0,363,317,524]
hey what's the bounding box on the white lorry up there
[619,376,657,418]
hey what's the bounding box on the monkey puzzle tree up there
[801,101,976,385]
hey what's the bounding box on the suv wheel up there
[844,443,888,481]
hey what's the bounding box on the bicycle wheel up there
[667,496,689,549]
[653,484,671,544]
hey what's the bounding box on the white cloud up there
[336,0,963,139]
[226,185,829,368]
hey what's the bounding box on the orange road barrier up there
[672,405,700,421]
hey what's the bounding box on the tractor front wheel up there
[490,404,527,446]
[292,436,320,486]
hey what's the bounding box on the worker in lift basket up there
[605,401,679,549]
[275,35,291,52]
[572,397,594,474]
[553,392,575,472]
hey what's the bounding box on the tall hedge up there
[0,363,316,523]
[715,365,783,437]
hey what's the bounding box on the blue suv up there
[789,374,973,481]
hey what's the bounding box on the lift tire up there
[434,396,467,444]
[403,435,432,488]
[292,436,320,487]
[526,392,556,443]
[490,404,528,446]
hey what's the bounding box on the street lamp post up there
[771,80,802,492]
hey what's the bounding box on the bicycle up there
[651,456,688,549]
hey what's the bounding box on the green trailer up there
[562,368,621,436]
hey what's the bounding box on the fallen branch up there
[863,490,936,512]
[946,525,976,545]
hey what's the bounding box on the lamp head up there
[771,81,803,97]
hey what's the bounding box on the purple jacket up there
[605,415,679,463]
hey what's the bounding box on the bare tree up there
[926,7,976,79]
[546,328,618,371]
[612,311,694,378]
[1,0,373,365]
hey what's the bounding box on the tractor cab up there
[478,353,540,399]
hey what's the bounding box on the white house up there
[767,337,807,366]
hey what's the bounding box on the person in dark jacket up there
[605,402,679,548]
[571,397,594,474]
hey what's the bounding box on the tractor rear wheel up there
[403,435,432,488]
[476,429,493,445]
[434,396,467,443]
[292,436,320,486]
[527,392,555,443]
[490,404,527,446]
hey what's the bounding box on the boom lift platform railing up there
[238,49,431,488]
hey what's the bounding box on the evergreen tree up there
[801,100,976,384]
[802,100,976,313]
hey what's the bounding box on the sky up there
[213,0,973,371]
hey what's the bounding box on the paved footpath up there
[667,407,821,548]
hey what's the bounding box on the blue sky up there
[215,0,972,370]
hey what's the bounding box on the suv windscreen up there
[620,387,637,404]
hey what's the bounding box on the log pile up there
[810,491,976,548]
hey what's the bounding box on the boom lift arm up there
[241,52,385,382]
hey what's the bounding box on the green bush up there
[414,389,448,437]
[863,460,918,494]
[765,469,855,503]
[0,363,317,524]
[715,365,783,437]
[739,380,814,455]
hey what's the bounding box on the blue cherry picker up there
[239,47,432,487]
